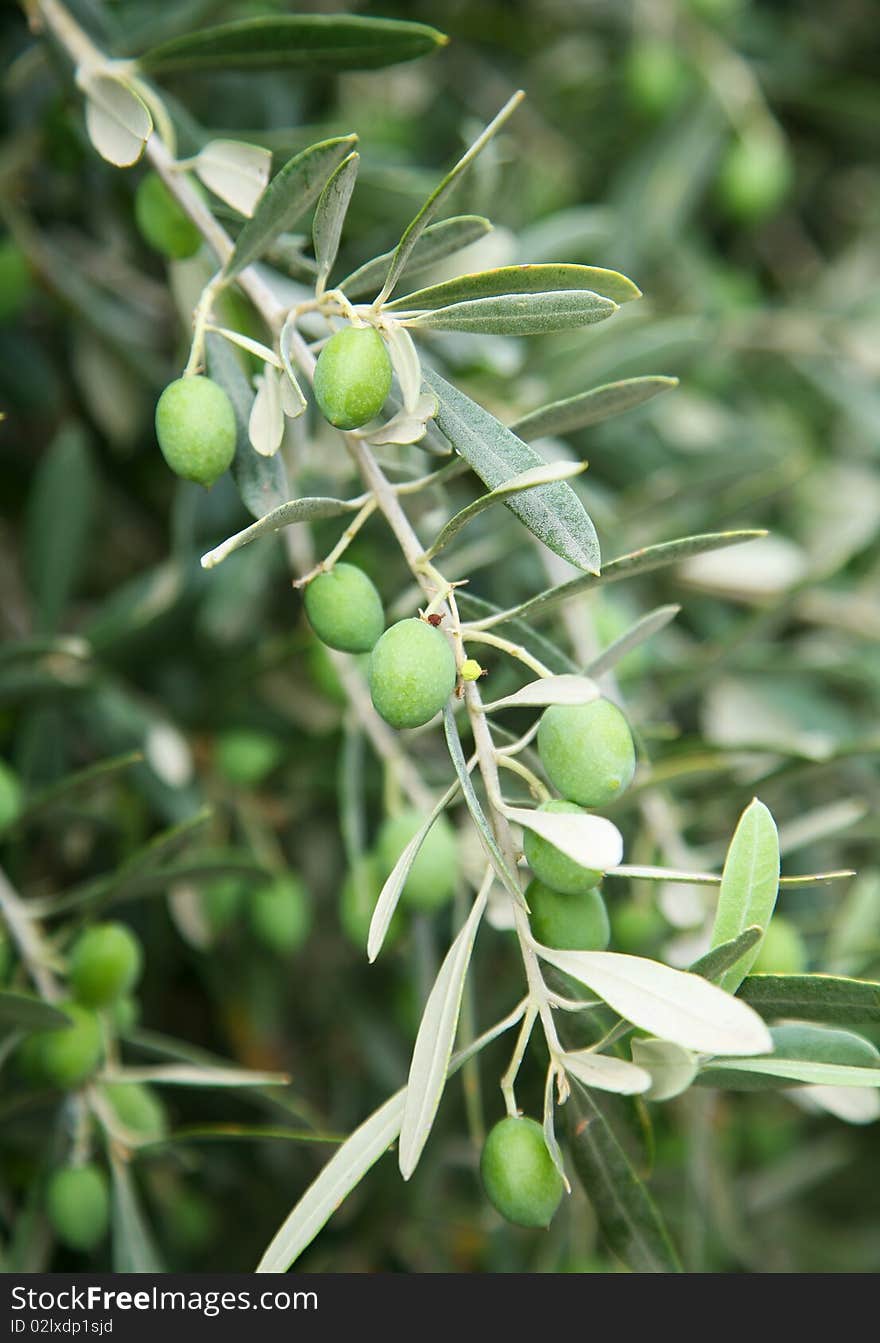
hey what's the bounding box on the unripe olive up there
[200,876,245,933]
[103,1081,168,1142]
[537,699,635,808]
[313,326,392,430]
[523,799,603,895]
[610,901,666,953]
[46,1164,109,1251]
[339,854,404,947]
[250,874,311,953]
[377,809,458,911]
[753,917,808,975]
[0,759,22,832]
[134,172,201,260]
[526,879,610,952]
[33,1002,103,1090]
[624,40,690,117]
[480,1116,564,1228]
[215,729,282,786]
[304,563,385,654]
[368,619,456,730]
[716,131,793,223]
[155,375,236,487]
[69,922,142,1007]
[108,994,139,1034]
[0,239,32,323]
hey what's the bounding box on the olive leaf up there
[110,1157,164,1272]
[406,290,617,337]
[398,886,488,1178]
[313,151,359,292]
[505,807,623,873]
[585,605,680,678]
[481,673,600,713]
[425,368,601,574]
[200,496,357,571]
[737,973,880,1026]
[688,926,763,983]
[192,139,271,217]
[206,332,288,520]
[512,375,679,441]
[630,1040,698,1101]
[139,15,447,75]
[0,993,73,1032]
[561,1050,651,1095]
[709,799,780,994]
[390,262,640,310]
[81,74,152,168]
[426,461,588,559]
[340,216,492,300]
[224,136,357,279]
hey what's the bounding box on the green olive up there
[624,40,690,116]
[215,729,282,786]
[537,699,635,808]
[523,799,604,894]
[69,922,142,1008]
[716,130,793,223]
[134,172,202,260]
[304,563,385,654]
[46,1164,109,1251]
[610,901,666,953]
[377,809,458,911]
[200,876,246,934]
[313,326,392,430]
[155,375,236,487]
[753,917,808,975]
[103,1081,168,1142]
[526,879,610,951]
[480,1116,564,1228]
[108,994,140,1034]
[33,1002,104,1090]
[249,874,311,953]
[368,619,457,730]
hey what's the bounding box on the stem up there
[0,868,62,1002]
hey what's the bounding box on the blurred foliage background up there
[1,0,879,1273]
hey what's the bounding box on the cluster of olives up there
[10,921,170,1252]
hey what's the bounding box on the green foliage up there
[537,700,636,808]
[304,563,385,653]
[480,1116,564,1228]
[368,619,457,729]
[313,327,392,431]
[155,376,237,486]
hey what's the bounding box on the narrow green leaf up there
[442,706,524,906]
[630,1040,697,1101]
[427,461,586,558]
[140,15,447,74]
[224,136,357,279]
[467,531,766,628]
[482,673,599,714]
[102,1064,288,1088]
[738,974,880,1026]
[340,216,492,300]
[568,1084,682,1273]
[700,1057,880,1088]
[408,290,617,336]
[399,889,488,1178]
[313,152,359,291]
[390,263,639,311]
[562,1050,651,1095]
[206,332,288,520]
[0,994,72,1032]
[110,1157,164,1272]
[455,591,577,674]
[689,927,763,983]
[377,92,524,304]
[25,425,96,634]
[200,497,353,570]
[12,751,142,827]
[512,376,679,441]
[425,368,601,574]
[585,605,680,678]
[710,800,781,994]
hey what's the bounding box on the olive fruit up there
[537,699,635,808]
[304,563,385,654]
[108,994,139,1034]
[155,375,236,487]
[753,917,808,975]
[215,729,282,786]
[69,922,142,1007]
[46,1164,109,1251]
[0,759,22,832]
[103,1081,168,1142]
[480,1116,564,1228]
[33,1002,103,1090]
[249,874,311,953]
[377,809,458,911]
[368,619,456,730]
[526,879,610,952]
[610,900,666,953]
[134,172,201,260]
[200,876,245,934]
[523,799,604,895]
[716,131,792,223]
[340,854,404,947]
[313,326,392,430]
[624,40,690,116]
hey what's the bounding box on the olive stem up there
[495,754,550,803]
[500,1004,536,1117]
[460,629,553,679]
[291,499,377,589]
